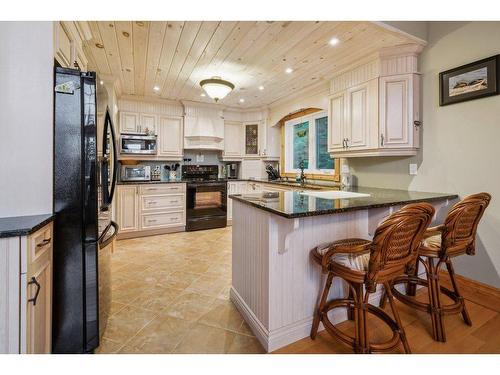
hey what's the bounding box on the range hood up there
[183,101,224,150]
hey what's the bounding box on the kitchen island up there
[229,187,458,352]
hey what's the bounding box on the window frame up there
[284,110,335,175]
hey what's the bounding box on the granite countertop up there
[0,213,55,238]
[229,186,458,219]
[117,179,186,185]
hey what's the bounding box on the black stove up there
[182,165,227,231]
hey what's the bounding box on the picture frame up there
[439,54,500,106]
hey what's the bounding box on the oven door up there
[186,182,227,231]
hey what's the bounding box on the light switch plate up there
[409,163,418,175]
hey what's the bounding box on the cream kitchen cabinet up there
[116,184,186,239]
[119,112,139,134]
[53,22,88,70]
[379,74,420,150]
[244,123,260,156]
[158,115,183,160]
[222,121,244,160]
[139,113,157,134]
[0,220,53,354]
[116,185,140,233]
[328,45,422,158]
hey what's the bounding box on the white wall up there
[0,22,54,217]
[350,22,500,287]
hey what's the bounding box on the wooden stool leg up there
[310,272,334,340]
[406,256,420,296]
[379,284,388,309]
[385,282,411,354]
[426,258,446,342]
[354,284,370,354]
[445,260,472,326]
[347,286,355,321]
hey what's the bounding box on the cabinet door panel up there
[244,124,259,155]
[158,116,183,158]
[139,113,157,134]
[328,93,345,152]
[26,224,53,354]
[380,75,413,148]
[117,186,139,232]
[120,112,139,134]
[346,85,368,149]
[224,121,243,157]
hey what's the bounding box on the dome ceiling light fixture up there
[199,76,235,102]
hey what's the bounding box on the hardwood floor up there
[99,227,500,354]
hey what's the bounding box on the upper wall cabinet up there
[328,44,423,158]
[222,121,244,160]
[158,115,183,159]
[119,111,157,134]
[54,22,89,71]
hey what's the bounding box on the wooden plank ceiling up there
[83,21,413,108]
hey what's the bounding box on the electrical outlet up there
[196,153,204,163]
[409,163,418,175]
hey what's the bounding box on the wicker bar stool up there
[384,193,491,342]
[310,203,435,354]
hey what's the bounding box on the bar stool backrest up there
[441,193,491,256]
[365,203,435,291]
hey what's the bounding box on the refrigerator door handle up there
[107,107,118,206]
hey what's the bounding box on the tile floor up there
[97,226,265,354]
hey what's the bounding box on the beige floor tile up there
[186,275,228,297]
[112,279,161,304]
[163,291,216,321]
[226,334,265,354]
[155,271,202,290]
[112,263,152,280]
[130,287,184,313]
[109,301,127,316]
[119,315,193,354]
[95,337,123,354]
[172,323,236,353]
[198,300,250,335]
[103,305,158,344]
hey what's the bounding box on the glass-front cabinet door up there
[245,123,259,155]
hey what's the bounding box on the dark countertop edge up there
[229,194,459,219]
[0,214,55,238]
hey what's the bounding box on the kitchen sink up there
[298,190,371,199]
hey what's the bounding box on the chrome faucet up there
[299,160,306,186]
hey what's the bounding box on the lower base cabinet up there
[116,184,186,239]
[0,222,53,354]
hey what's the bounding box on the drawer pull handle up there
[148,201,158,205]
[170,200,178,203]
[148,219,158,223]
[36,238,51,248]
[170,217,177,221]
[28,277,41,306]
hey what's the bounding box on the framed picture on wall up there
[439,54,500,106]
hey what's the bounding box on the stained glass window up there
[315,116,334,169]
[293,121,309,169]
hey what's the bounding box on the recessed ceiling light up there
[200,93,206,97]
[153,86,160,92]
[285,68,293,74]
[100,80,104,85]
[258,85,264,91]
[329,37,340,46]
[95,43,104,49]
[239,98,245,103]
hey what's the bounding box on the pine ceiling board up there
[262,27,408,105]
[143,22,167,97]
[159,21,202,98]
[86,21,112,75]
[216,21,272,74]
[152,21,184,99]
[97,22,125,89]
[182,21,257,103]
[167,21,220,100]
[132,21,150,96]
[114,21,135,95]
[177,21,238,101]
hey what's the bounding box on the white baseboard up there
[230,286,385,352]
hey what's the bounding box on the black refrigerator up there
[53,67,118,353]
